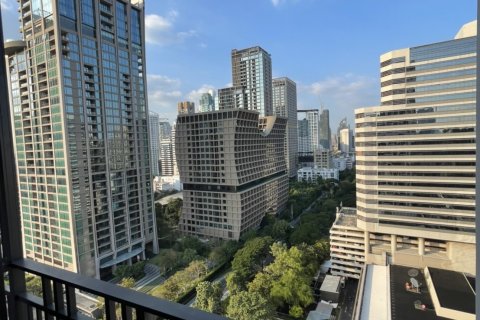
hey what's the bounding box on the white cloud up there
[147,74,182,121]
[271,0,283,6]
[1,0,13,10]
[299,73,379,125]
[270,0,300,7]
[145,10,197,45]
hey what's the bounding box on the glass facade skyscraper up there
[319,108,331,150]
[5,0,157,278]
[149,111,160,177]
[199,92,215,113]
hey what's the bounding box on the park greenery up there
[130,169,356,318]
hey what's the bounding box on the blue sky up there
[1,0,476,127]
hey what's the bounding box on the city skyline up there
[0,0,475,127]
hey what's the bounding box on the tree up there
[119,277,136,289]
[247,242,318,317]
[25,274,42,296]
[153,249,178,275]
[229,236,273,292]
[195,281,223,314]
[113,261,146,280]
[226,291,274,320]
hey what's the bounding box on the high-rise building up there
[355,21,476,274]
[149,112,160,176]
[217,86,246,110]
[158,118,172,140]
[339,127,352,154]
[319,109,331,150]
[314,148,332,169]
[159,138,174,176]
[5,0,157,278]
[231,46,273,116]
[273,77,298,177]
[178,101,195,115]
[199,92,215,113]
[336,117,349,152]
[297,109,319,154]
[176,109,288,240]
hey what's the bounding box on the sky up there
[1,0,476,128]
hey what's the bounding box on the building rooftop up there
[320,275,341,293]
[390,265,449,320]
[334,207,357,227]
[427,267,475,315]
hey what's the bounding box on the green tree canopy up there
[226,291,274,320]
[195,281,223,314]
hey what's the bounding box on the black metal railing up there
[3,258,226,320]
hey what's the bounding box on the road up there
[155,191,183,205]
[289,193,324,227]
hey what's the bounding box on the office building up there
[336,117,349,152]
[149,112,160,176]
[178,101,195,115]
[319,109,331,150]
[199,91,215,113]
[231,46,273,116]
[176,109,288,240]
[5,0,156,278]
[159,138,175,176]
[273,77,298,177]
[355,21,476,274]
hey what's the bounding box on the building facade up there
[330,207,365,279]
[199,91,215,113]
[297,109,319,154]
[178,101,195,115]
[273,77,298,177]
[314,148,332,169]
[217,86,246,110]
[176,109,288,240]
[231,46,273,116]
[355,21,476,274]
[297,167,339,182]
[319,108,331,150]
[148,112,160,176]
[339,127,352,154]
[5,0,157,278]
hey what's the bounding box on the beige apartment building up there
[175,109,288,240]
[355,21,476,274]
[329,207,365,279]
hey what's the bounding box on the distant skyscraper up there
[178,101,195,114]
[319,109,331,150]
[297,110,319,154]
[199,92,215,112]
[176,109,288,240]
[339,127,352,154]
[5,0,156,278]
[273,77,298,177]
[336,117,349,152]
[149,112,160,176]
[231,46,273,116]
[159,118,172,140]
[355,21,476,274]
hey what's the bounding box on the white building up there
[332,154,355,171]
[297,167,339,182]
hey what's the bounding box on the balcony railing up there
[2,258,226,320]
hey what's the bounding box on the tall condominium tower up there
[319,109,331,150]
[355,21,476,274]
[339,127,352,154]
[199,92,215,113]
[176,109,288,240]
[149,112,160,176]
[273,77,298,177]
[231,46,273,116]
[5,0,157,278]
